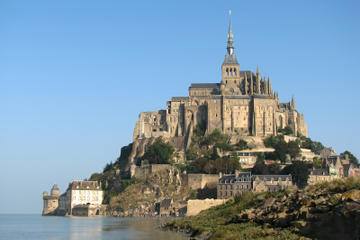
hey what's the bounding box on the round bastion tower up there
[42,184,60,215]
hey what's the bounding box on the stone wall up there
[72,204,107,217]
[187,199,227,216]
[133,164,172,179]
[187,174,219,190]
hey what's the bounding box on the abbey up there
[133,18,307,148]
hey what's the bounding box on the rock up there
[263,197,276,209]
[342,189,360,203]
[344,202,360,212]
[314,197,327,206]
[329,193,342,206]
[292,220,308,229]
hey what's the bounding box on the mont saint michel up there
[2,2,359,240]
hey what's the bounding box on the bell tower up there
[221,10,241,95]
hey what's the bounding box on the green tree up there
[313,157,322,169]
[254,152,265,163]
[235,139,249,150]
[143,138,174,164]
[287,141,300,160]
[277,126,293,135]
[264,135,280,148]
[340,151,359,165]
[281,161,310,188]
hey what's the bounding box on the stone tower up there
[221,11,242,95]
[42,184,59,215]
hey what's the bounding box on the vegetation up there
[263,135,300,163]
[281,161,310,188]
[234,139,250,151]
[143,138,174,164]
[186,129,243,174]
[299,135,324,155]
[277,126,294,135]
[312,156,322,169]
[340,150,359,165]
[252,162,281,175]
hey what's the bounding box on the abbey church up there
[132,16,307,154]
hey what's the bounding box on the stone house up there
[307,169,336,185]
[217,172,252,199]
[252,175,292,192]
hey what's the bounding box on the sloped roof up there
[253,175,292,181]
[190,83,220,89]
[223,53,239,65]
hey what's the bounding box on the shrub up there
[143,138,174,164]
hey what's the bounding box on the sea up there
[0,214,187,240]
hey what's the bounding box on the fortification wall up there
[133,164,172,178]
[187,174,219,190]
[187,199,227,216]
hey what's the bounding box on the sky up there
[1,0,359,214]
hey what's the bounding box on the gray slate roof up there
[310,169,329,176]
[189,83,220,89]
[252,175,292,181]
[223,53,239,65]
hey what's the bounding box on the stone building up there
[307,169,336,185]
[59,180,103,216]
[131,14,307,164]
[43,181,104,216]
[217,172,293,199]
[217,172,252,199]
[252,175,293,192]
[42,184,60,215]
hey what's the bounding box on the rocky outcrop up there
[231,188,360,240]
[109,166,192,217]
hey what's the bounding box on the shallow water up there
[0,214,187,240]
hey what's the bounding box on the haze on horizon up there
[1,0,359,214]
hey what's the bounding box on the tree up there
[281,161,310,188]
[143,138,174,164]
[287,141,300,160]
[278,126,293,135]
[340,151,359,165]
[235,139,249,150]
[264,135,281,148]
[300,137,324,155]
[255,152,264,163]
[313,157,322,169]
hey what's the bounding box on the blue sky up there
[1,0,359,213]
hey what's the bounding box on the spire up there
[268,77,272,95]
[256,66,261,94]
[223,10,238,65]
[250,73,254,95]
[227,10,234,55]
[291,95,296,109]
[244,72,248,94]
[264,76,268,95]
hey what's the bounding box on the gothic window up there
[234,68,237,75]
